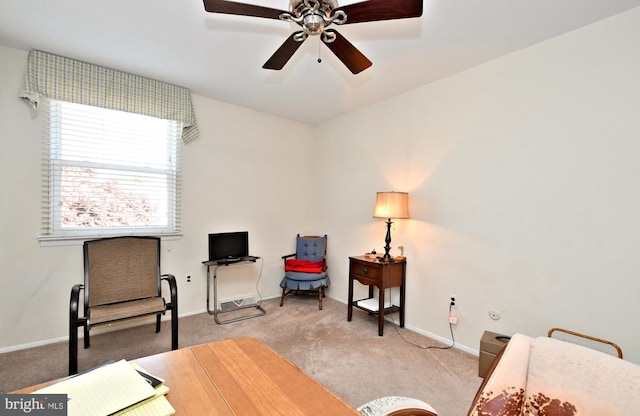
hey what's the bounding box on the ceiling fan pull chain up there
[318,37,322,63]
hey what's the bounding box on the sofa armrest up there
[468,333,533,416]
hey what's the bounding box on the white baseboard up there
[0,295,286,354]
[402,323,480,357]
[0,309,206,354]
[0,296,479,358]
[332,294,480,357]
[0,336,70,354]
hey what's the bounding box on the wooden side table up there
[347,256,406,336]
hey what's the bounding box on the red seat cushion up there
[285,259,325,273]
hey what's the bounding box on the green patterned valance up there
[20,50,198,143]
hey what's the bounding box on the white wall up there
[315,8,640,363]
[0,45,316,351]
[2,6,640,364]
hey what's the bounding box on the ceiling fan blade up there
[203,0,286,20]
[322,30,372,74]
[336,0,423,24]
[263,33,306,70]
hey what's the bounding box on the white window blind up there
[41,99,182,240]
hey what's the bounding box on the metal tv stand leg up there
[204,260,266,324]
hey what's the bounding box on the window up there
[41,99,182,240]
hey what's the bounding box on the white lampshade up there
[373,192,409,219]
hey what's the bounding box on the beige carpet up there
[0,297,482,415]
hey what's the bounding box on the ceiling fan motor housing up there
[304,14,324,35]
[287,0,344,38]
[289,0,338,15]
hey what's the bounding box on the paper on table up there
[35,360,155,416]
[357,298,392,312]
[116,393,175,416]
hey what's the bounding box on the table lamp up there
[373,191,409,262]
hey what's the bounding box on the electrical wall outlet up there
[448,293,458,324]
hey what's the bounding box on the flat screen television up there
[208,231,249,261]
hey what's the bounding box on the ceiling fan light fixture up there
[303,14,324,35]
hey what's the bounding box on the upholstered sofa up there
[358,333,640,416]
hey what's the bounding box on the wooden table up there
[348,256,406,336]
[13,337,359,416]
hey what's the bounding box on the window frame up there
[38,99,182,245]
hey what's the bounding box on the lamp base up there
[379,255,395,263]
[381,219,394,262]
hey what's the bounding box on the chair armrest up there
[70,284,85,325]
[161,274,179,350]
[548,327,623,358]
[282,253,296,266]
[161,274,178,311]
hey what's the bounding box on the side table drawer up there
[350,259,382,284]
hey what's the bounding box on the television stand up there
[202,256,266,324]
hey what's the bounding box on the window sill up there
[38,233,182,247]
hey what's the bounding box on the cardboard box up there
[479,330,509,378]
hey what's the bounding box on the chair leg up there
[69,284,86,375]
[161,273,179,350]
[318,287,323,310]
[83,322,90,348]
[156,314,161,333]
[280,287,286,307]
[69,317,78,376]
[171,310,178,350]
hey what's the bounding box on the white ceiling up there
[2,0,640,125]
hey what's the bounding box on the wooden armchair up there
[279,234,329,310]
[69,236,178,375]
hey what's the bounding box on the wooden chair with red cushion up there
[279,234,329,310]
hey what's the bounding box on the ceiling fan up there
[203,0,423,74]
